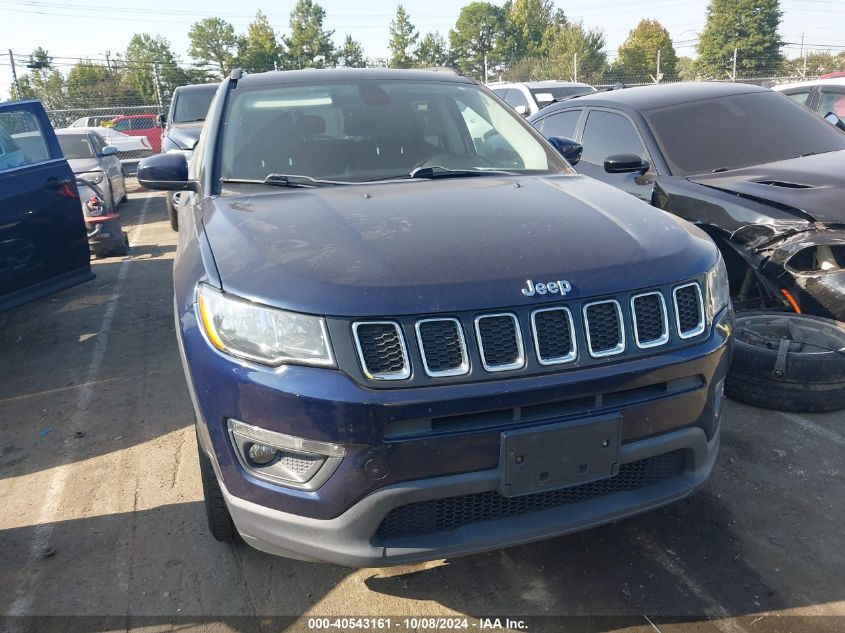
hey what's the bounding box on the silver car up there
[55,129,126,211]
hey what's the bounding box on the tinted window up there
[647,91,845,175]
[581,110,645,165]
[0,110,50,170]
[540,110,581,139]
[221,80,570,183]
[818,89,845,118]
[57,134,95,159]
[133,117,155,130]
[783,90,811,106]
[112,119,130,132]
[172,86,217,123]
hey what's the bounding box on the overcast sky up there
[1,0,843,98]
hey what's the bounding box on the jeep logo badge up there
[522,279,572,297]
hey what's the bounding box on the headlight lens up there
[706,251,731,320]
[79,171,104,184]
[196,284,334,367]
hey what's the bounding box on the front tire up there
[165,192,178,231]
[197,437,239,543]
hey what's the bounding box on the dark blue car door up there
[0,99,92,311]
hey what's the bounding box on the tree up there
[65,61,140,107]
[284,0,336,69]
[449,2,505,80]
[389,5,419,68]
[696,0,783,79]
[124,34,189,104]
[676,56,699,81]
[415,32,451,67]
[237,11,281,72]
[188,17,237,78]
[783,51,845,78]
[338,34,367,68]
[542,21,607,83]
[506,0,565,61]
[617,19,678,82]
[13,49,66,109]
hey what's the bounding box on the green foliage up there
[676,56,699,81]
[782,51,845,77]
[339,34,367,68]
[389,5,419,68]
[449,2,505,79]
[696,0,783,78]
[506,0,565,60]
[617,19,678,81]
[14,50,66,108]
[284,0,336,69]
[188,17,237,78]
[540,21,607,83]
[237,11,281,72]
[125,34,190,104]
[415,32,451,67]
[65,61,141,107]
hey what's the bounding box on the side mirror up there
[514,104,528,117]
[101,145,119,157]
[604,154,649,174]
[157,113,167,126]
[137,153,198,192]
[546,136,583,166]
[824,111,845,131]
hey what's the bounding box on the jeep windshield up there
[220,78,571,184]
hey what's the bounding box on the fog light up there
[247,443,277,465]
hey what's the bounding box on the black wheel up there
[112,234,130,257]
[726,311,845,412]
[165,192,178,231]
[197,437,239,543]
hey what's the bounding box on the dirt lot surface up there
[1,186,843,633]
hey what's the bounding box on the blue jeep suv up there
[138,68,733,567]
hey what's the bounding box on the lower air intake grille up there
[674,283,704,337]
[632,292,667,346]
[584,300,623,356]
[475,314,523,370]
[353,322,409,379]
[376,450,687,540]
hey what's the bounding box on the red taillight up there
[89,196,98,205]
[58,182,80,198]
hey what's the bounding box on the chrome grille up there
[474,313,525,371]
[673,283,705,338]
[352,321,410,380]
[631,292,669,348]
[415,318,469,377]
[583,300,624,357]
[531,307,576,364]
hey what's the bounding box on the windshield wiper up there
[262,174,341,188]
[408,166,518,179]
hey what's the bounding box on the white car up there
[69,115,117,128]
[67,126,154,173]
[488,81,597,117]
[773,77,845,121]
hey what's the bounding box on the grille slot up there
[631,292,669,348]
[673,283,705,338]
[531,307,577,364]
[583,300,625,357]
[376,450,687,540]
[415,318,469,377]
[352,321,410,380]
[474,313,525,372]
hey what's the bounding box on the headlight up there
[78,171,104,184]
[706,251,731,320]
[196,284,334,367]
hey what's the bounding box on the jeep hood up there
[202,175,716,316]
[687,150,845,226]
[165,122,203,150]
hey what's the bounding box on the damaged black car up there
[529,82,845,320]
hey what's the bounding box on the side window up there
[783,90,812,106]
[540,110,581,139]
[112,119,130,132]
[581,110,647,166]
[503,89,530,111]
[89,133,105,154]
[818,89,845,118]
[133,117,154,130]
[0,109,50,171]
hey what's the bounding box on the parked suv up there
[138,68,732,566]
[489,81,597,116]
[159,83,218,230]
[110,114,162,153]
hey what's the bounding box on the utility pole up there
[656,49,661,83]
[732,48,738,82]
[152,62,163,111]
[573,53,578,82]
[105,50,111,74]
[483,52,488,83]
[8,49,20,99]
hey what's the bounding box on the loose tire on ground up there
[726,311,845,413]
[197,437,239,543]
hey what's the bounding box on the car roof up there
[173,83,218,93]
[55,129,91,136]
[773,77,845,90]
[539,81,770,113]
[236,67,472,88]
[522,81,593,89]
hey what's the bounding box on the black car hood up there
[165,122,203,150]
[202,175,716,316]
[687,150,845,225]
